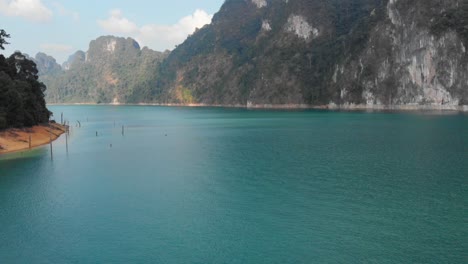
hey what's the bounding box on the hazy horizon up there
[0,0,224,63]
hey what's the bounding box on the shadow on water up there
[0,147,49,163]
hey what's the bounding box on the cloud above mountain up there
[51,1,79,21]
[98,9,213,51]
[0,0,53,22]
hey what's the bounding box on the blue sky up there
[0,0,224,63]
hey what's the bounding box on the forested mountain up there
[34,52,62,76]
[42,36,168,103]
[39,0,468,110]
[0,30,50,129]
[157,0,467,109]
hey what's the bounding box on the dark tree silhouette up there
[0,29,51,129]
[0,29,10,50]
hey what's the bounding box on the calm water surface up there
[0,106,467,263]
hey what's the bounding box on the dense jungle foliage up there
[0,30,50,129]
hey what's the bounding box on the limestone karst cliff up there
[155,0,467,110]
[40,0,468,110]
[42,36,168,104]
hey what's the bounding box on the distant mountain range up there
[37,0,468,110]
[35,36,168,104]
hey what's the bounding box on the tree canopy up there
[0,30,51,129]
[0,29,10,50]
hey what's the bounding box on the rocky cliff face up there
[42,36,168,103]
[41,0,468,110]
[332,0,468,110]
[62,51,85,71]
[157,0,468,110]
[34,52,62,76]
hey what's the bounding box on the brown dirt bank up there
[0,123,67,155]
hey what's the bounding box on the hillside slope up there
[157,0,468,110]
[40,0,468,110]
[42,36,168,104]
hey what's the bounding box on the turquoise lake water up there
[0,106,467,263]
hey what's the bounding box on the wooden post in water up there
[49,126,53,160]
[122,125,124,136]
[61,112,63,125]
[65,131,68,154]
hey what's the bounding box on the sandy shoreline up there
[0,123,67,155]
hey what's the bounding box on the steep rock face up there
[34,53,62,76]
[42,36,168,103]
[62,51,85,70]
[158,0,468,109]
[41,0,468,109]
[159,0,387,105]
[332,0,468,110]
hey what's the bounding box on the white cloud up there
[52,2,79,21]
[0,0,52,22]
[98,9,138,34]
[98,9,213,51]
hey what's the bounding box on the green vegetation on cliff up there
[431,1,468,48]
[37,0,468,108]
[41,36,168,104]
[157,0,390,105]
[157,0,467,107]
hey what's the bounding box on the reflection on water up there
[0,147,48,162]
